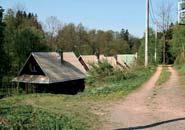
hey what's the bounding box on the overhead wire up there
[149,0,157,25]
[149,0,163,29]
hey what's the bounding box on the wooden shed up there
[79,54,127,71]
[13,52,86,94]
[100,56,120,69]
[117,53,137,67]
[78,55,98,71]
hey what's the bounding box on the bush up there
[0,104,90,130]
[86,62,155,95]
[86,61,114,86]
[174,52,185,65]
[174,65,185,75]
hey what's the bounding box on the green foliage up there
[0,6,9,82]
[0,104,91,130]
[138,28,162,65]
[1,7,142,82]
[86,62,155,96]
[156,67,171,86]
[15,27,49,65]
[0,94,101,130]
[120,29,129,41]
[129,36,141,53]
[3,9,49,78]
[86,61,135,87]
[138,23,176,65]
[171,24,185,64]
[86,61,114,86]
[174,65,185,75]
[174,52,185,65]
[56,24,141,56]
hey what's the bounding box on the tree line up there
[138,23,185,66]
[1,6,185,83]
[0,7,141,83]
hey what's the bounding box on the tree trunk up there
[182,43,185,57]
[0,77,2,87]
[163,35,166,64]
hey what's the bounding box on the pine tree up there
[0,6,8,84]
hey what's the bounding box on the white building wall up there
[178,0,185,24]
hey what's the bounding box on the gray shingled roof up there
[13,52,86,84]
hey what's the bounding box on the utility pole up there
[154,22,157,63]
[145,0,149,67]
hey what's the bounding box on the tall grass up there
[0,104,91,130]
[174,65,185,74]
[86,62,155,97]
[0,95,100,130]
[0,62,156,130]
[86,61,115,86]
[156,67,171,86]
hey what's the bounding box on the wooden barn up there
[100,56,122,69]
[78,55,98,71]
[117,53,137,67]
[13,52,86,94]
[79,54,127,71]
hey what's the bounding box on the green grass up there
[85,65,156,99]
[0,105,91,130]
[174,65,185,90]
[156,67,171,86]
[0,94,101,130]
[174,65,185,75]
[0,65,156,130]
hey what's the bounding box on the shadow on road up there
[114,117,185,130]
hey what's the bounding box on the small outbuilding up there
[13,52,86,94]
[78,55,98,71]
[117,53,137,67]
[101,56,122,69]
[79,54,127,71]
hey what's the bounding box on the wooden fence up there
[0,82,17,99]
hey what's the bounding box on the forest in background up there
[0,7,141,83]
[0,6,185,83]
[1,4,185,130]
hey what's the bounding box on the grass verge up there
[174,65,185,91]
[0,65,156,130]
[174,65,185,75]
[85,64,156,99]
[0,94,101,130]
[156,67,171,86]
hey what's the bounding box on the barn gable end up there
[19,55,45,76]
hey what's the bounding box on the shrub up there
[86,61,114,86]
[0,104,90,130]
[86,61,155,95]
[174,52,185,65]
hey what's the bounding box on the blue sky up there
[1,0,178,37]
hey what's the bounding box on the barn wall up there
[19,79,85,95]
[48,79,85,94]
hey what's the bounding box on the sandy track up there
[103,66,185,130]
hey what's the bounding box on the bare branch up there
[46,16,63,37]
[157,1,173,32]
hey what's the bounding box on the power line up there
[149,0,163,29]
[149,0,158,63]
[149,0,157,24]
[145,0,149,67]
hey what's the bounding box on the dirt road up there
[103,66,185,130]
